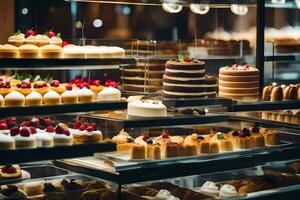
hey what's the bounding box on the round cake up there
[163,58,206,99]
[127,100,167,117]
[219,64,259,101]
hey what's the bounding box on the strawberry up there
[55,125,64,134]
[82,122,89,129]
[48,30,56,38]
[142,134,149,140]
[20,127,31,137]
[63,129,70,136]
[62,40,69,47]
[1,166,17,174]
[65,84,72,90]
[29,126,37,134]
[46,125,55,133]
[25,28,36,38]
[72,120,81,129]
[37,117,46,126]
[78,125,85,131]
[45,118,54,127]
[6,117,16,128]
[0,123,8,130]
[184,57,191,62]
[86,126,94,132]
[10,127,19,136]
[30,117,40,128]
[20,121,30,127]
[162,133,169,139]
[90,122,97,130]
[104,79,118,88]
[51,80,60,87]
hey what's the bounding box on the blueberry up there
[232,131,239,136]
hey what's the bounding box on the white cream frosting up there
[35,132,54,147]
[163,90,205,96]
[97,87,121,101]
[128,100,167,117]
[5,91,25,100]
[77,87,94,96]
[25,35,37,42]
[36,34,49,41]
[73,129,102,136]
[165,68,205,73]
[0,133,15,143]
[200,181,219,195]
[63,46,85,54]
[145,189,180,200]
[219,184,238,198]
[61,90,78,98]
[53,133,73,146]
[126,95,144,103]
[49,36,62,44]
[8,33,25,41]
[26,91,42,100]
[164,75,206,81]
[43,90,60,99]
[112,130,131,143]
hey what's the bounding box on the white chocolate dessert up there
[4,91,25,107]
[25,91,43,106]
[97,87,121,101]
[43,90,61,105]
[128,100,167,117]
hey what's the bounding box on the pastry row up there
[0,44,125,59]
[0,117,103,150]
[262,110,300,124]
[262,83,300,101]
[108,127,280,160]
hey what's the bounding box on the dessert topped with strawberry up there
[50,80,66,94]
[0,165,21,178]
[50,124,73,146]
[104,79,118,88]
[33,81,50,95]
[72,120,102,144]
[229,63,250,71]
[15,81,32,96]
[89,79,104,94]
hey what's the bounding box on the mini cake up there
[219,64,259,101]
[4,91,25,107]
[215,132,233,152]
[36,34,49,47]
[49,36,62,46]
[0,44,18,58]
[8,32,25,47]
[262,83,283,101]
[23,181,44,196]
[283,85,298,100]
[61,84,78,104]
[43,90,61,105]
[50,80,66,94]
[127,100,167,117]
[63,46,85,58]
[0,165,21,178]
[15,81,32,96]
[146,144,161,159]
[229,130,252,149]
[0,80,12,97]
[112,130,135,151]
[97,87,121,101]
[10,127,37,149]
[25,91,43,106]
[130,144,146,159]
[262,129,280,146]
[249,127,265,147]
[163,57,207,99]
[18,44,39,58]
[72,121,102,144]
[40,44,62,58]
[51,124,73,146]
[77,87,94,102]
[183,144,198,156]
[34,128,54,148]
[33,81,50,95]
[0,134,15,150]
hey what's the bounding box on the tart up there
[36,34,49,47]
[25,91,43,106]
[0,80,12,97]
[18,44,39,58]
[50,80,66,94]
[15,81,32,96]
[4,91,25,107]
[97,87,121,101]
[0,165,21,178]
[89,80,104,95]
[0,44,18,58]
[0,133,15,150]
[8,32,25,47]
[77,87,94,102]
[43,90,61,105]
[61,84,78,104]
[40,44,62,58]
[33,81,50,95]
[10,126,37,149]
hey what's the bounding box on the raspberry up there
[86,126,94,132]
[0,123,8,130]
[10,127,19,136]
[162,133,169,139]
[29,126,37,134]
[72,120,81,129]
[20,127,31,137]
[46,125,55,133]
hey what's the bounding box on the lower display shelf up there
[0,143,116,165]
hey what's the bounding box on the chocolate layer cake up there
[163,59,207,99]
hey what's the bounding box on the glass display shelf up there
[163,97,232,108]
[265,0,299,9]
[0,101,127,117]
[0,142,116,165]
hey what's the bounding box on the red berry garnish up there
[162,133,169,139]
[0,123,8,130]
[48,30,56,38]
[25,28,36,38]
[63,129,70,136]
[86,126,94,132]
[6,117,16,128]
[20,127,31,137]
[72,120,81,129]
[62,40,69,47]
[45,118,54,127]
[46,125,55,133]
[142,134,149,140]
[65,84,72,90]
[90,123,97,130]
[2,166,17,174]
[55,125,64,134]
[184,57,191,62]
[231,64,238,70]
[10,127,20,136]
[20,121,30,127]
[29,126,37,134]
[78,125,85,131]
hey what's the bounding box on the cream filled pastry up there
[43,90,61,105]
[219,184,239,198]
[199,181,219,196]
[0,134,15,150]
[61,84,78,104]
[97,87,121,101]
[25,91,43,106]
[77,87,94,102]
[8,32,25,47]
[4,91,25,107]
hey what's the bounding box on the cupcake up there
[18,44,39,58]
[15,81,32,96]
[96,87,121,101]
[24,35,38,46]
[52,124,73,146]
[43,90,61,105]
[33,81,50,95]
[0,80,12,97]
[4,91,25,107]
[25,91,43,106]
[49,36,63,46]
[8,32,25,47]
[0,44,18,58]
[36,34,49,47]
[77,87,94,103]
[61,84,78,104]
[50,80,66,94]
[10,126,37,149]
[40,44,62,58]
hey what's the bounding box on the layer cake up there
[219,64,259,101]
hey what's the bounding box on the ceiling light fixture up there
[190,4,210,15]
[230,4,248,16]
[162,3,183,13]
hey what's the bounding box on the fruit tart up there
[89,79,104,95]
[33,81,50,95]
[15,81,32,96]
[0,80,12,97]
[50,80,66,94]
[0,165,21,178]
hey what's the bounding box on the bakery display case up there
[0,0,300,199]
